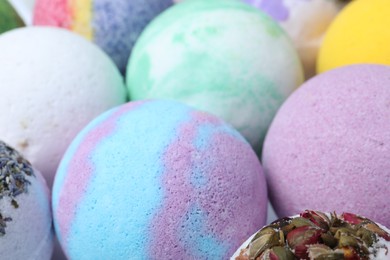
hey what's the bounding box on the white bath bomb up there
[0,27,127,186]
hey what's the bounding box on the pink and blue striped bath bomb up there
[53,100,267,259]
[262,64,390,228]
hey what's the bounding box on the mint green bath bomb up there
[0,1,24,34]
[126,0,303,154]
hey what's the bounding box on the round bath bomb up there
[243,0,347,79]
[0,0,24,33]
[0,141,53,259]
[0,27,126,186]
[317,0,390,73]
[262,64,390,227]
[127,0,303,155]
[232,210,390,259]
[33,0,173,73]
[53,100,267,259]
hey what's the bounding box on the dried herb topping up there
[0,141,34,236]
[237,210,390,260]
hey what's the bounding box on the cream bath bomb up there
[243,0,347,79]
[232,210,390,259]
[0,27,126,186]
[0,140,53,259]
[53,100,267,259]
[33,0,173,73]
[317,0,390,73]
[262,64,390,227]
[126,0,303,155]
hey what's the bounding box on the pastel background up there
[33,0,173,73]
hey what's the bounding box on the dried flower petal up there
[341,212,365,225]
[291,217,316,228]
[321,232,338,248]
[364,223,390,242]
[334,227,356,240]
[249,228,280,258]
[338,235,359,248]
[301,210,331,230]
[267,246,295,260]
[307,244,344,259]
[287,226,323,259]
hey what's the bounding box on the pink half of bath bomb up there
[262,64,390,227]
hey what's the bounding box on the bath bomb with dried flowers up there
[262,64,390,227]
[33,0,173,73]
[126,0,303,155]
[53,100,267,259]
[0,27,127,187]
[0,0,24,34]
[0,140,53,259]
[232,210,390,259]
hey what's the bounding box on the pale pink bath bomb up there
[262,64,390,227]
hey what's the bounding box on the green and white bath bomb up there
[127,0,303,154]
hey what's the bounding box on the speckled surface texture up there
[262,64,390,227]
[53,100,267,259]
[0,27,126,187]
[127,0,303,155]
[33,0,173,73]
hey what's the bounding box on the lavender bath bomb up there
[0,141,53,259]
[262,64,390,227]
[53,100,267,259]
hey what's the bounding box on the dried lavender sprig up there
[0,141,34,236]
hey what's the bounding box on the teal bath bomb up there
[127,0,303,154]
[0,1,24,34]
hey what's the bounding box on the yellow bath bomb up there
[317,0,390,73]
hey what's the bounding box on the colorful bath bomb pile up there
[33,0,173,73]
[0,0,25,33]
[243,0,346,79]
[127,0,303,155]
[53,100,267,259]
[318,0,390,73]
[232,210,390,260]
[262,64,390,227]
[0,27,126,186]
[0,141,53,259]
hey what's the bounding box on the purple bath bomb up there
[262,64,390,227]
[53,100,267,259]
